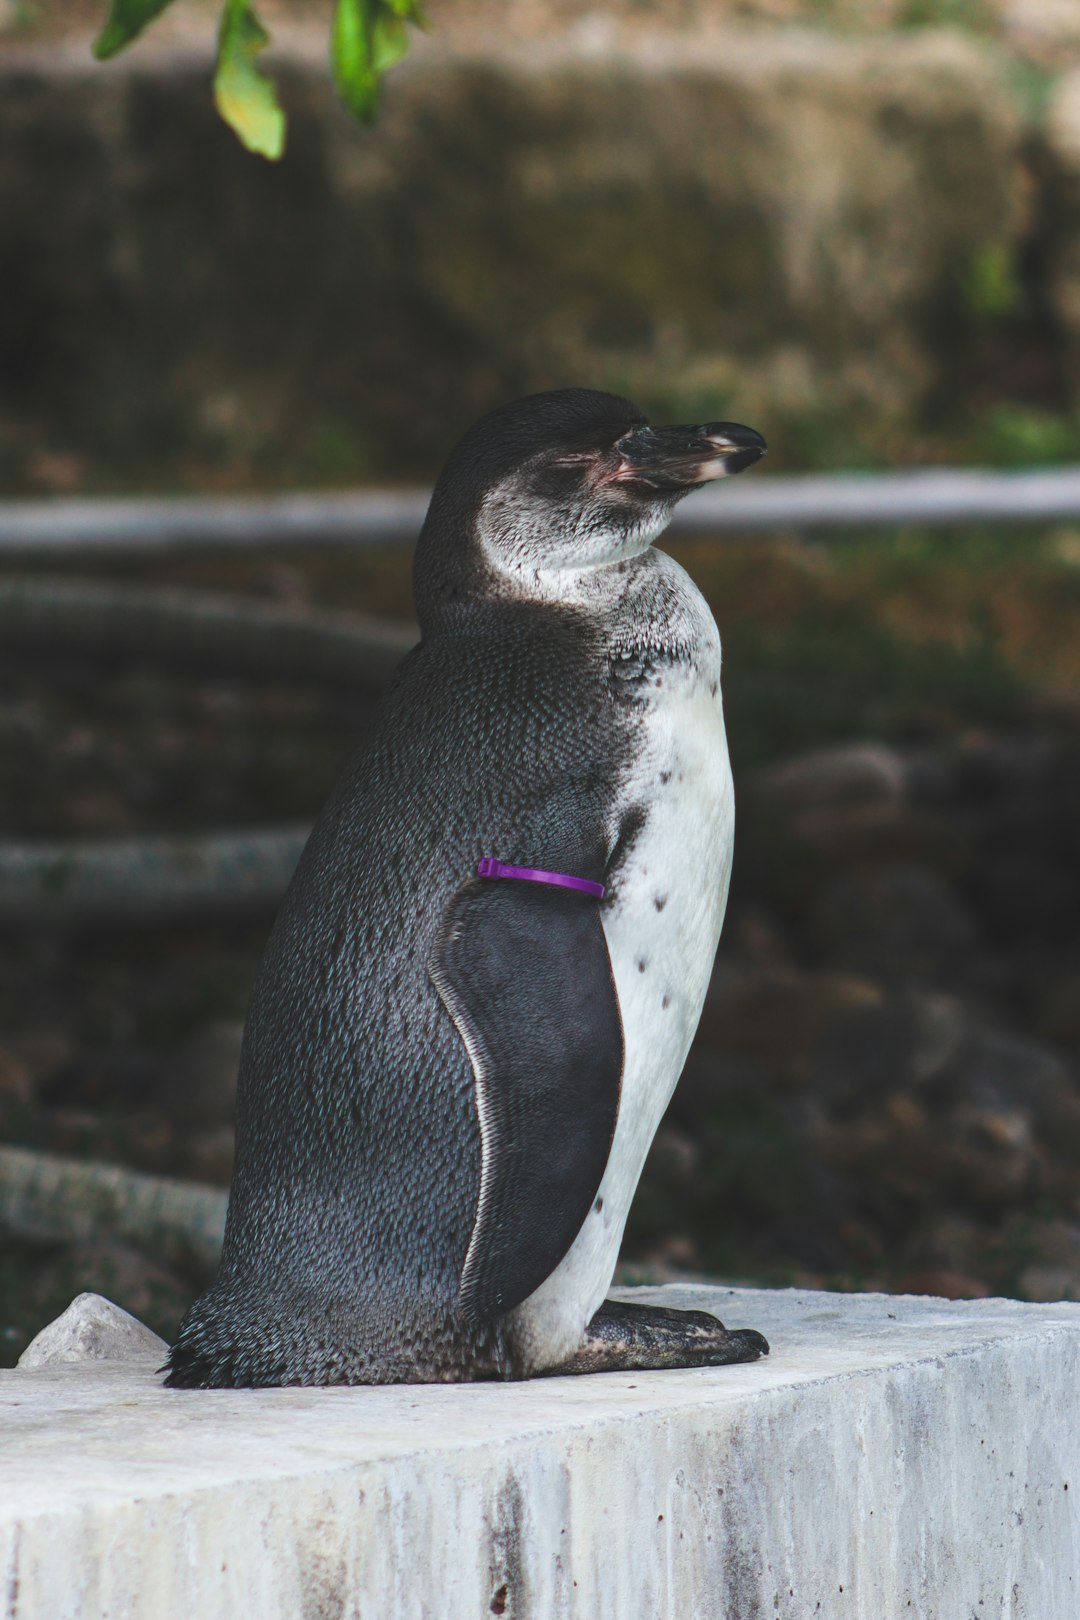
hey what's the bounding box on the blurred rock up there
[0,1044,34,1111]
[646,1123,701,1185]
[42,1046,162,1110]
[168,1019,243,1126]
[806,987,968,1113]
[8,1030,74,1092]
[184,1125,235,1186]
[39,1107,102,1152]
[883,1091,930,1133]
[741,743,961,873]
[672,1050,766,1125]
[697,963,884,1086]
[1016,1218,1080,1301]
[686,971,1080,1239]
[725,906,793,968]
[912,1213,988,1272]
[1037,969,1080,1051]
[1041,1091,1080,1167]
[782,803,959,873]
[1028,683,1080,728]
[1001,0,1080,55]
[941,1026,1078,1139]
[946,1102,1039,1210]
[17,1291,165,1369]
[631,1123,703,1247]
[834,1215,885,1268]
[748,743,907,815]
[692,966,981,1121]
[810,864,979,987]
[823,1019,1072,1215]
[66,791,138,835]
[256,562,311,605]
[41,1106,177,1173]
[1019,1266,1080,1302]
[21,445,88,492]
[640,1234,701,1273]
[894,1270,992,1300]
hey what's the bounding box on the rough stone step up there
[3,1284,1079,1618]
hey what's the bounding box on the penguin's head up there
[414,388,765,623]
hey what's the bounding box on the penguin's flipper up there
[431,878,623,1329]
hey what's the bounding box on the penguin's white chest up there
[510,630,734,1369]
[602,669,734,1190]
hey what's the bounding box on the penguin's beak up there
[612,420,767,490]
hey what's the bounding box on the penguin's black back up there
[166,597,631,1386]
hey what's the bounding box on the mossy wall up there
[0,28,1076,490]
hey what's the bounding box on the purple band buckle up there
[477,857,605,900]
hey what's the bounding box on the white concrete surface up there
[2,1284,1079,1620]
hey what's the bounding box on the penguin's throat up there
[474,497,672,601]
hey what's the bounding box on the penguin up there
[165,388,769,1388]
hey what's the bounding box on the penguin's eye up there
[531,456,598,501]
[545,446,626,489]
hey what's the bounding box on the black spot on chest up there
[606,805,647,887]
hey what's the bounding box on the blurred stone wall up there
[1048,67,1080,397]
[0,28,1077,485]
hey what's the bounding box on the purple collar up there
[477,856,605,900]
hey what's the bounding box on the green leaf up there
[331,0,421,124]
[331,0,379,122]
[93,0,176,59]
[213,0,286,161]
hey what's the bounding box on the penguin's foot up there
[540,1299,769,1376]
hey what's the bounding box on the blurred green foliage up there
[976,406,1080,468]
[896,0,995,30]
[962,244,1022,321]
[302,416,380,482]
[93,0,423,156]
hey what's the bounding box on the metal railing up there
[3,465,1077,926]
[3,465,1080,554]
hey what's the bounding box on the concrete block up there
[2,1284,1079,1619]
